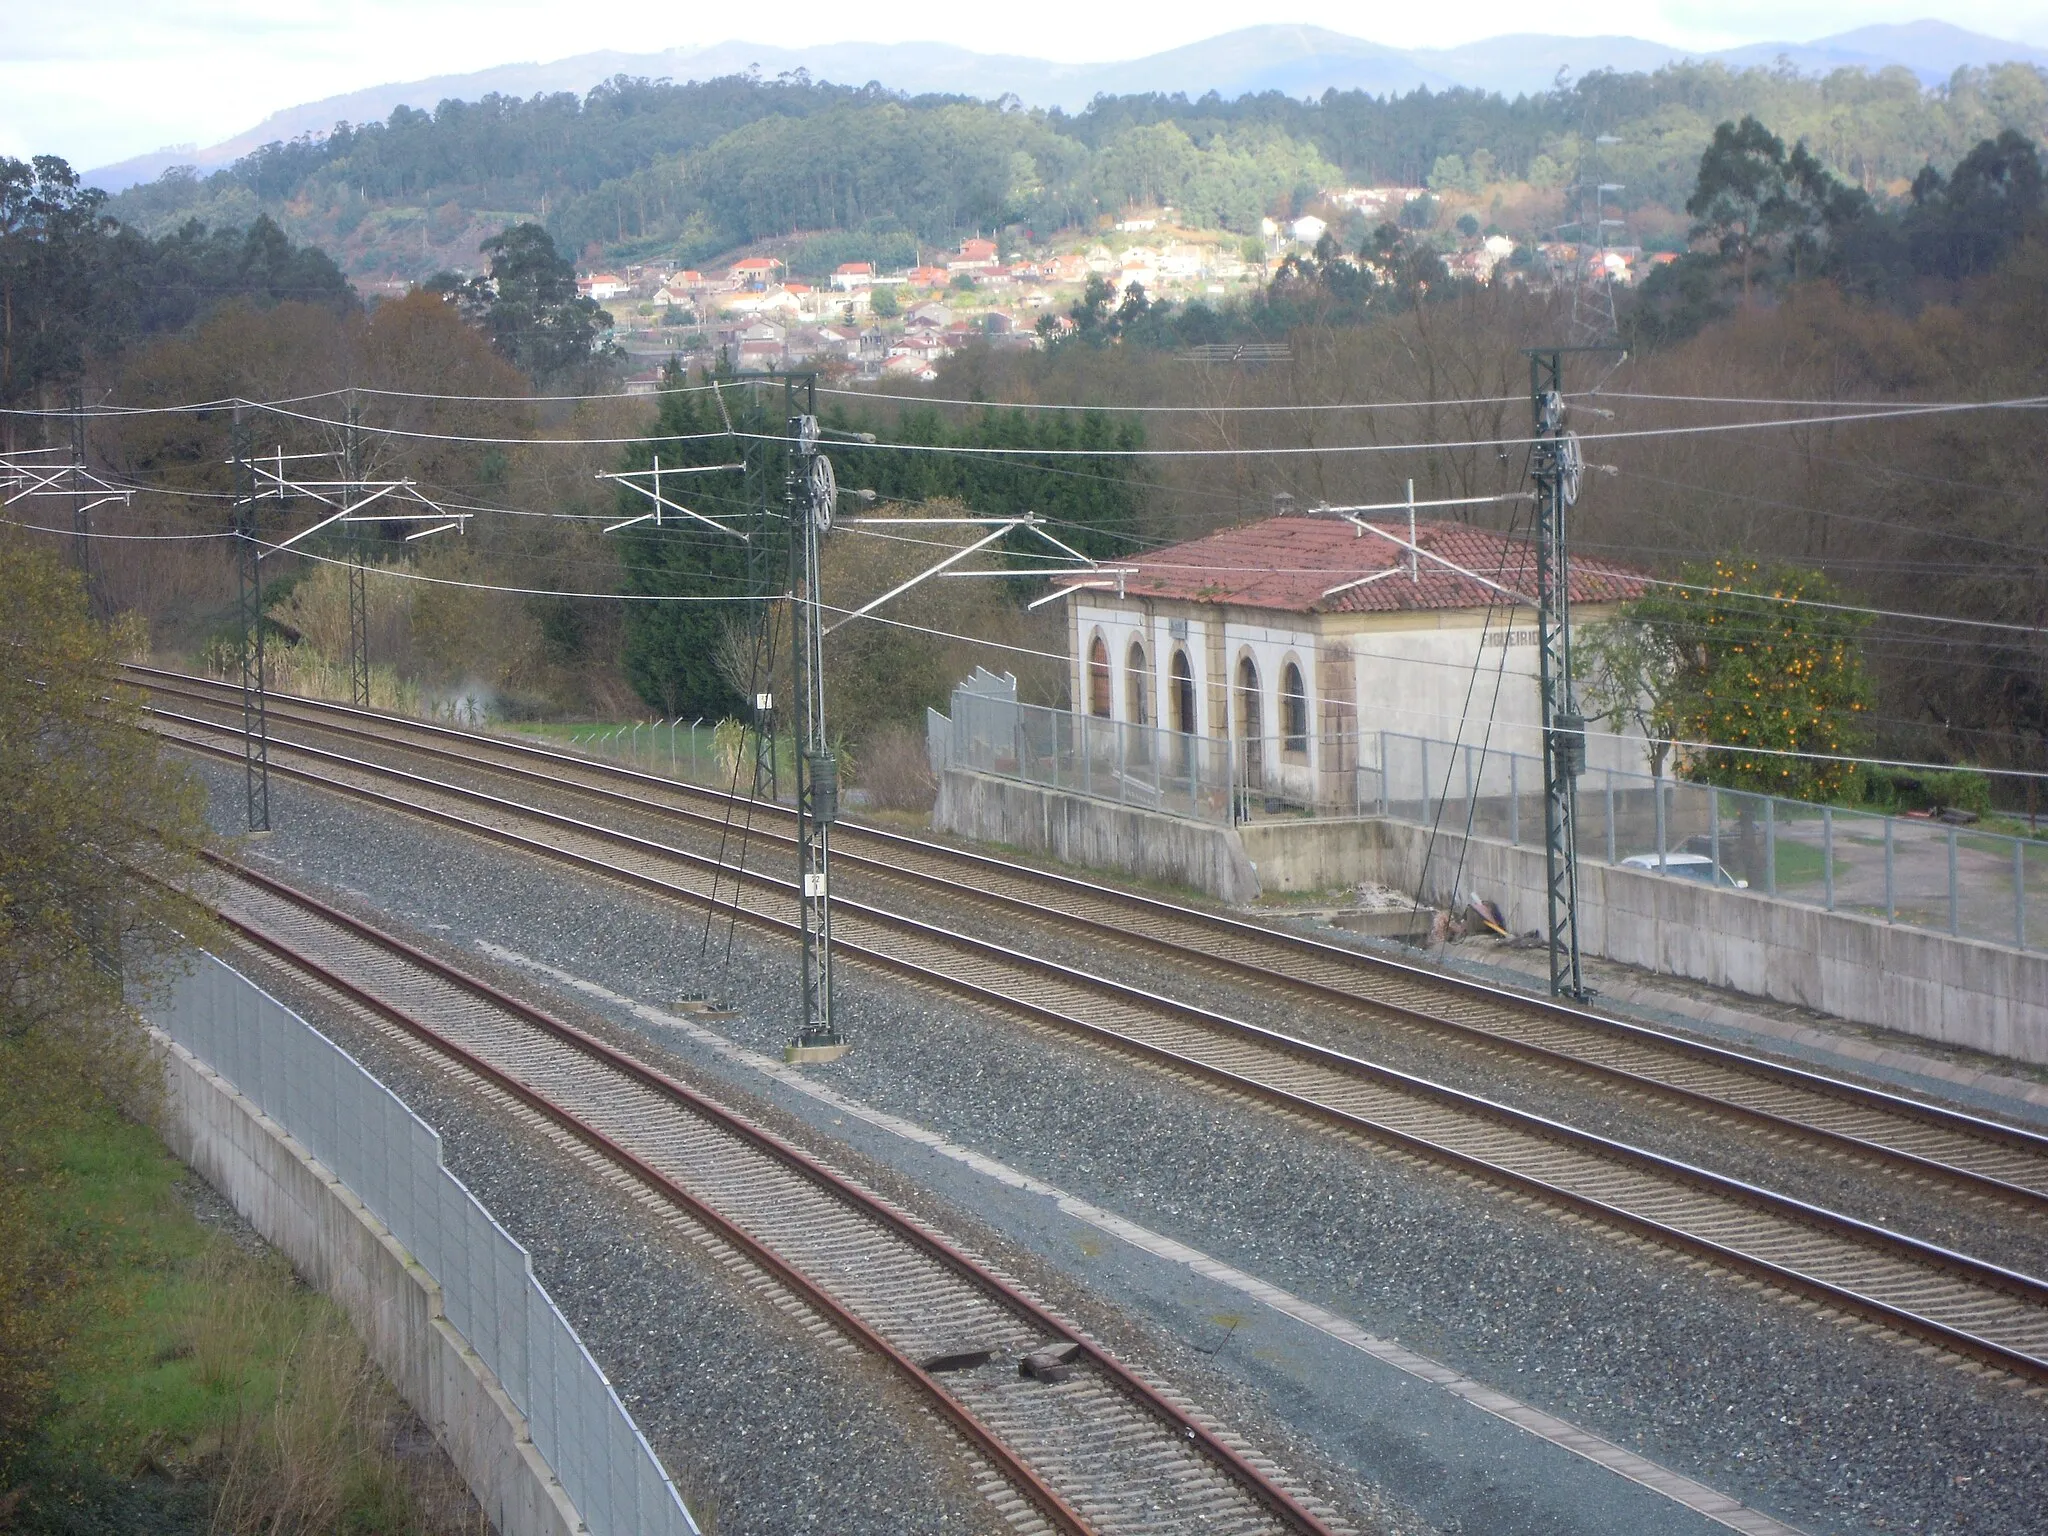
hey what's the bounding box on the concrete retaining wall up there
[936,768,2048,1065]
[154,1031,583,1536]
[1373,821,2048,1066]
[935,766,1261,903]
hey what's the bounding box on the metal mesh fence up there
[150,954,700,1536]
[560,719,722,783]
[938,689,2044,953]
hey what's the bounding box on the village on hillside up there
[578,190,1671,386]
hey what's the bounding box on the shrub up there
[1858,764,1993,815]
[854,724,937,813]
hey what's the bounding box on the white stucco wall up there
[1072,600,1328,801]
[1344,618,1642,776]
[1071,595,1647,784]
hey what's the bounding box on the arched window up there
[1170,649,1197,735]
[1126,639,1151,726]
[1282,661,1309,754]
[1236,655,1263,739]
[1087,633,1112,717]
[1236,654,1264,790]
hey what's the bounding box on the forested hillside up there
[13,60,2046,800]
[103,62,2048,280]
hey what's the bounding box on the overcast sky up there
[7,0,2047,173]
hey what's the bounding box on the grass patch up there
[1764,836,1835,887]
[0,1020,481,1534]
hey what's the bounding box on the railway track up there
[141,680,2048,1384]
[134,665,2048,1216]
[197,851,1348,1536]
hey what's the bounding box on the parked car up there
[1619,852,1749,888]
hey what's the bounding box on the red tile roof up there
[1068,515,1648,615]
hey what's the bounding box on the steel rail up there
[157,721,2048,1381]
[195,850,1338,1536]
[145,690,2048,1213]
[131,667,2048,1195]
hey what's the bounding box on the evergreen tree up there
[615,367,785,719]
[462,224,617,387]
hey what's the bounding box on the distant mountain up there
[1712,19,2048,77]
[83,19,2048,192]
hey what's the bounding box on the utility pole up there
[784,376,847,1063]
[67,389,104,617]
[1525,348,1605,1000]
[749,433,781,802]
[0,426,128,615]
[1562,135,1625,347]
[245,427,462,738]
[344,395,371,708]
[231,406,271,833]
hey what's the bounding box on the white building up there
[1047,511,1649,807]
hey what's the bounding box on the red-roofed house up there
[728,256,784,290]
[1045,511,1649,803]
[831,262,875,290]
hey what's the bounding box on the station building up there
[1050,509,1652,807]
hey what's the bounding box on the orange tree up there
[1622,558,1870,800]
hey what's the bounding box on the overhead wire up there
[1602,466,2048,559]
[710,394,2048,459]
[1,517,238,541]
[255,540,783,601]
[221,392,2048,457]
[818,386,1529,412]
[1590,389,2048,409]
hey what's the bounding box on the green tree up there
[462,224,616,387]
[614,365,781,719]
[0,156,112,411]
[1685,116,1791,302]
[1903,128,2045,278]
[868,282,900,318]
[1621,559,1870,800]
[1575,617,1675,779]
[1683,116,1864,300]
[0,157,353,418]
[0,547,211,1043]
[1427,153,1470,194]
[840,403,1146,561]
[1067,273,1117,342]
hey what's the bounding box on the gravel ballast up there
[214,928,1008,1536]
[193,713,2046,1274]
[189,758,2048,1536]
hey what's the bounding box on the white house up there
[1046,511,1650,808]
